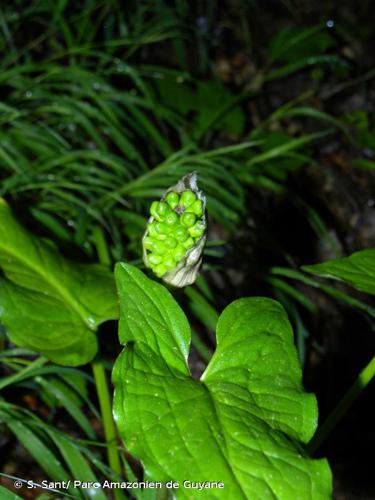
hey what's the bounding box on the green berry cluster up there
[144,190,205,277]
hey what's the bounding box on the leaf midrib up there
[0,243,93,329]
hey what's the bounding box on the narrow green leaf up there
[268,106,350,139]
[246,130,331,167]
[0,485,23,500]
[266,55,347,81]
[37,377,95,438]
[6,420,72,487]
[271,267,375,318]
[184,286,219,331]
[46,429,107,500]
[303,249,375,296]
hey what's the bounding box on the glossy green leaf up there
[113,264,331,499]
[0,199,117,365]
[303,249,375,296]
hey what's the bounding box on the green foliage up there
[153,77,246,139]
[267,25,336,64]
[0,2,251,262]
[0,1,372,496]
[113,264,332,498]
[272,267,375,319]
[0,399,108,499]
[0,5,350,266]
[266,24,348,81]
[304,250,375,454]
[303,249,375,296]
[0,199,117,365]
[0,348,130,499]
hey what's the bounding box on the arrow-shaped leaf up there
[113,263,332,499]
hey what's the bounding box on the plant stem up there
[307,355,375,454]
[91,224,123,497]
[92,226,111,266]
[92,358,122,499]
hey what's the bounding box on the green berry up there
[156,201,170,219]
[185,199,203,216]
[155,222,169,234]
[180,212,196,228]
[164,236,177,249]
[179,190,196,208]
[150,201,171,221]
[164,256,176,270]
[166,192,179,209]
[148,254,162,266]
[174,226,189,242]
[154,264,167,277]
[189,222,205,238]
[152,224,167,240]
[182,237,194,250]
[147,222,158,238]
[173,244,185,261]
[143,237,155,251]
[165,211,179,226]
[152,241,166,255]
[150,201,161,220]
